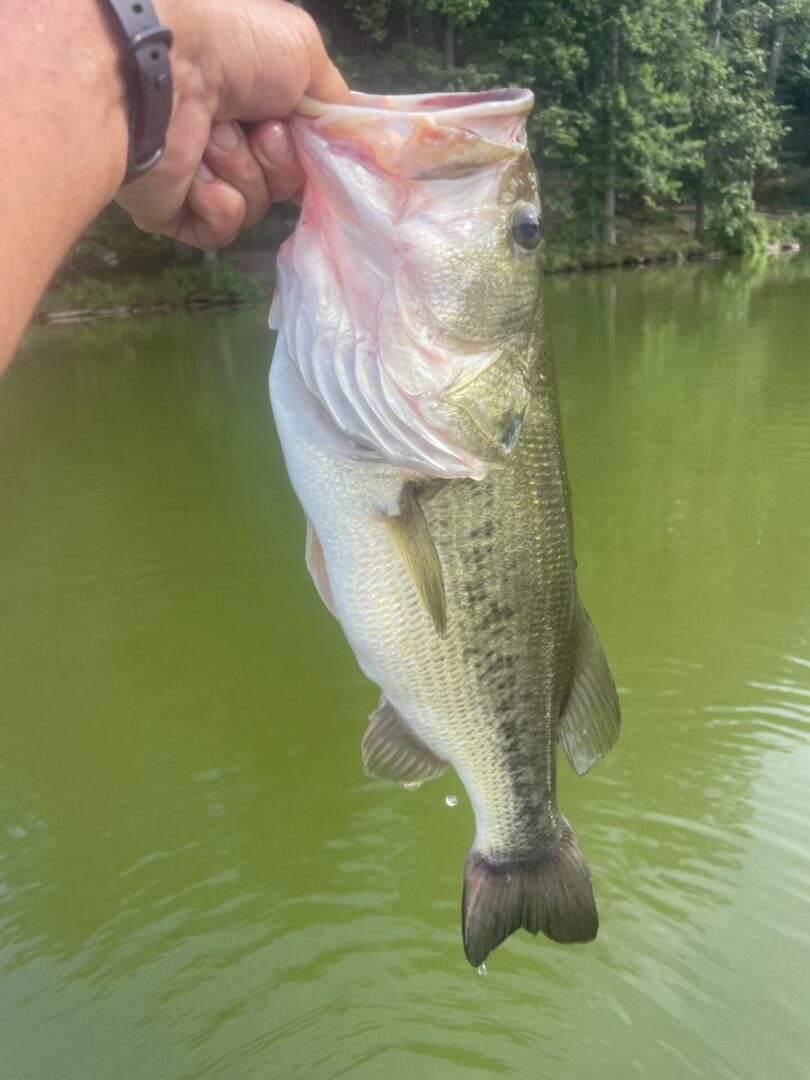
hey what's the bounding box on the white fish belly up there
[270,345,516,849]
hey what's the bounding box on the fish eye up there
[510,204,543,252]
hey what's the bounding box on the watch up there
[103,0,174,183]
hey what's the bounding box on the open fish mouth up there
[296,89,534,180]
[298,87,534,117]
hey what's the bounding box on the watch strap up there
[104,0,174,183]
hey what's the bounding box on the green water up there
[1,255,809,1079]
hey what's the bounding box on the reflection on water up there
[1,257,809,1079]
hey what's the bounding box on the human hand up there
[115,0,348,250]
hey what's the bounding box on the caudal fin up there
[462,821,598,967]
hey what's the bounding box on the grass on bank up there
[543,209,810,273]
[38,208,810,320]
[39,263,264,318]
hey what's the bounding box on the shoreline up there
[34,240,804,327]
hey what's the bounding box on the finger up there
[284,5,350,107]
[306,56,350,106]
[176,162,246,250]
[249,121,305,203]
[203,122,271,227]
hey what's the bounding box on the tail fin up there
[462,821,598,967]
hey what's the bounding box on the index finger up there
[303,25,350,105]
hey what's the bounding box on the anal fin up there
[559,599,621,776]
[362,695,447,786]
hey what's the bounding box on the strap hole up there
[150,49,159,60]
[133,3,143,12]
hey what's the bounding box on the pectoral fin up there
[385,483,447,636]
[362,695,447,786]
[305,522,337,617]
[559,600,621,776]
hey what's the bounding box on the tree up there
[580,0,703,244]
[305,0,808,251]
[693,0,783,248]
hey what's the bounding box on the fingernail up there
[258,124,291,167]
[211,122,241,152]
[195,160,215,182]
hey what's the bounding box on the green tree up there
[693,0,783,249]
[578,0,703,244]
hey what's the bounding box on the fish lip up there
[298,88,534,123]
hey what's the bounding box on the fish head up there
[275,89,544,479]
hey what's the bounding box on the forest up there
[47,0,810,315]
[319,0,810,252]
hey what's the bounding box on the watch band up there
[103,0,174,183]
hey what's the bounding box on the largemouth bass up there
[269,89,620,967]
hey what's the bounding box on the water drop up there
[477,963,487,976]
[445,794,458,807]
[402,781,422,792]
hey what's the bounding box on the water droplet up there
[6,825,26,840]
[445,794,458,808]
[477,963,487,976]
[402,781,422,792]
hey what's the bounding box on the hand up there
[115,0,348,250]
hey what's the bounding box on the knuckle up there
[286,3,318,41]
[229,156,261,187]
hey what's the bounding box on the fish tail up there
[462,819,598,967]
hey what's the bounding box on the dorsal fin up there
[384,483,447,636]
[559,600,621,776]
[362,695,447,786]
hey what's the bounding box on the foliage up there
[763,209,810,244]
[705,182,769,252]
[693,0,784,248]
[317,0,810,251]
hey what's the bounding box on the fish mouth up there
[299,88,534,122]
[297,89,533,180]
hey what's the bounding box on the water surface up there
[1,256,809,1078]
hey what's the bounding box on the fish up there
[269,88,620,967]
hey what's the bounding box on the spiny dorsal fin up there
[362,695,447,786]
[305,521,337,617]
[385,483,447,636]
[559,599,621,776]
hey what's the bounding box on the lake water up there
[1,255,809,1079]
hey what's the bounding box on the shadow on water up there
[0,259,808,1078]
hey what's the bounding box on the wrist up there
[101,0,177,184]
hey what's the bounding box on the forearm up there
[0,0,128,369]
[0,0,347,372]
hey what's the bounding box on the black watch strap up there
[104,0,174,183]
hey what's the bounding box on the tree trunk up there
[444,15,456,69]
[708,0,722,50]
[695,0,723,238]
[768,21,785,94]
[417,8,435,48]
[695,172,707,237]
[603,19,619,247]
